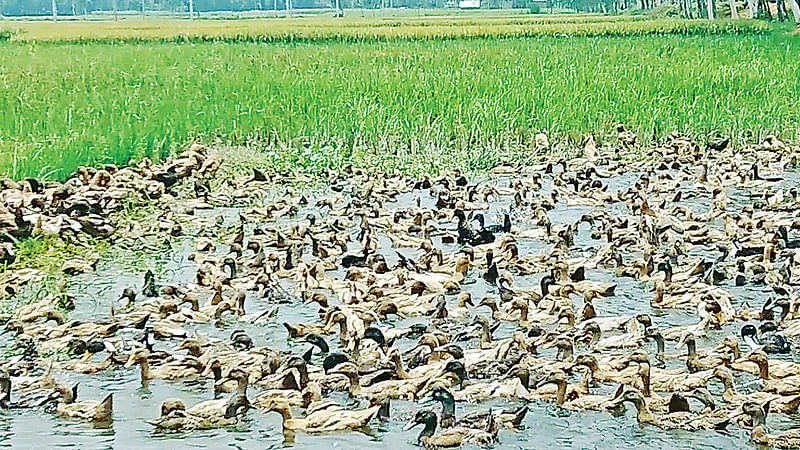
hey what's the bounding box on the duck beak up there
[402,419,421,431]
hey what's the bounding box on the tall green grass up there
[0,31,798,179]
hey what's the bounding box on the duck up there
[150,394,250,431]
[56,391,113,423]
[403,409,496,447]
[124,348,204,381]
[741,400,800,448]
[608,387,726,431]
[741,323,791,354]
[260,398,380,434]
[429,386,528,429]
[538,369,616,411]
[712,367,800,414]
[675,332,733,373]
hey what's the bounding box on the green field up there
[0,16,798,179]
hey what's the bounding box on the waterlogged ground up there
[1,166,799,449]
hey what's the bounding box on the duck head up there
[124,348,150,369]
[442,360,468,386]
[572,354,599,375]
[363,327,387,349]
[224,394,251,419]
[429,386,456,417]
[159,398,186,417]
[304,334,330,354]
[457,292,474,308]
[747,350,769,380]
[537,370,568,405]
[579,323,601,347]
[608,387,647,411]
[741,324,762,353]
[202,359,223,381]
[403,409,438,441]
[675,332,697,356]
[688,387,716,411]
[323,352,349,374]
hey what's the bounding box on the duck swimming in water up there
[403,409,496,447]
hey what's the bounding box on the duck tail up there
[98,393,113,419]
[485,408,498,438]
[282,322,299,338]
[510,405,528,428]
[713,418,731,431]
[783,395,800,414]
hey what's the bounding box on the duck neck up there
[582,302,596,321]
[639,364,651,396]
[419,419,437,441]
[347,373,361,397]
[653,285,664,304]
[579,369,591,393]
[632,398,654,423]
[757,360,769,380]
[392,355,410,380]
[237,377,249,397]
[557,344,573,362]
[719,375,737,399]
[519,304,529,323]
[555,380,567,405]
[685,339,696,358]
[140,358,153,381]
[480,324,492,345]
[439,397,456,419]
[274,405,293,431]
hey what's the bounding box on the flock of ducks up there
[0,132,800,448]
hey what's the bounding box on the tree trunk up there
[52,0,58,21]
[747,0,757,16]
[141,0,146,18]
[776,0,788,19]
[787,0,800,21]
[113,0,118,20]
[189,0,194,19]
[729,0,739,18]
[757,0,771,17]
[706,0,714,17]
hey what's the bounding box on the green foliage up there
[0,27,14,41]
[0,18,795,180]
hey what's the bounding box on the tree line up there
[0,0,797,20]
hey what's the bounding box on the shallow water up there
[2,166,799,449]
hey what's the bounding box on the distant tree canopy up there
[0,0,554,15]
[0,0,517,15]
[0,0,283,15]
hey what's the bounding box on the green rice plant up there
[0,21,796,180]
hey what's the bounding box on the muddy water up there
[2,169,799,449]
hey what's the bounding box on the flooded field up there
[0,135,799,448]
